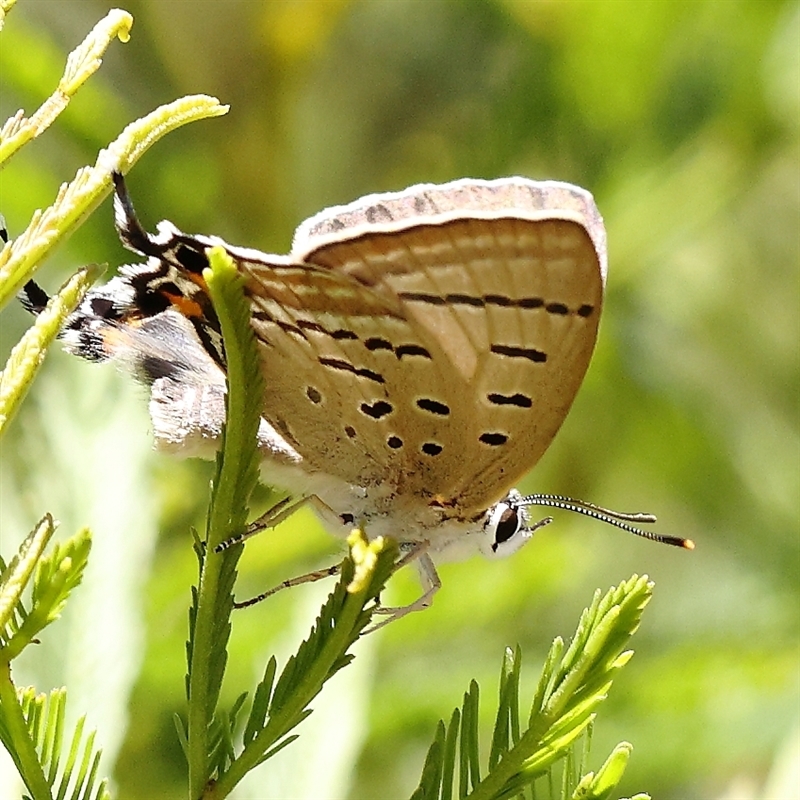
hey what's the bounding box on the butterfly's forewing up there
[242,178,605,516]
[241,256,413,484]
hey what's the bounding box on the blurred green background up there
[0,1,797,798]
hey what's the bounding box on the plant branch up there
[0,9,133,164]
[0,94,228,310]
[186,247,263,799]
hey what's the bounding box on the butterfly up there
[23,173,690,616]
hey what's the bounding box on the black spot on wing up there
[365,203,393,223]
[444,293,484,307]
[90,296,119,319]
[20,281,51,315]
[139,355,184,382]
[365,337,393,352]
[398,292,447,306]
[487,392,533,408]
[296,319,359,340]
[518,297,545,309]
[396,344,431,359]
[253,310,307,340]
[306,386,322,404]
[483,294,513,307]
[132,286,171,317]
[490,344,547,363]
[360,400,393,419]
[416,398,450,416]
[318,357,385,384]
[174,243,208,274]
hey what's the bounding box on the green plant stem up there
[187,250,259,799]
[185,453,246,797]
[186,549,224,798]
[0,662,50,800]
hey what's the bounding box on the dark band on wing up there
[399,291,595,317]
[252,312,432,367]
[490,344,547,363]
[319,357,385,384]
[487,392,533,408]
[297,319,359,340]
[253,310,363,344]
[416,398,450,416]
[360,400,393,419]
[395,343,432,359]
[479,432,508,446]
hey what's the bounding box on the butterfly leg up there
[367,547,440,631]
[233,563,341,608]
[225,495,345,606]
[215,495,310,552]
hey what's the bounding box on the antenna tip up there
[682,538,696,550]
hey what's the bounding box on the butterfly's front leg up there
[366,547,441,632]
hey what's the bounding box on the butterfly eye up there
[494,507,520,547]
[481,495,533,559]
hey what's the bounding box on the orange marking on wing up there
[187,272,210,290]
[164,292,204,319]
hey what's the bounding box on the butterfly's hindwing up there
[240,182,604,515]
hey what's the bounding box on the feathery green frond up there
[411,575,654,800]
[0,521,91,661]
[0,9,133,165]
[210,530,398,798]
[203,246,265,546]
[185,246,263,797]
[0,93,227,310]
[0,264,102,437]
[0,685,111,800]
[0,515,55,640]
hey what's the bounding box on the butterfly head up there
[479,489,553,559]
[479,491,695,559]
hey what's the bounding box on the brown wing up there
[241,177,605,516]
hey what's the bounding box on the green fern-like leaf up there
[182,244,401,798]
[0,9,133,165]
[0,515,56,642]
[0,264,102,437]
[0,520,91,661]
[0,685,111,800]
[411,575,654,800]
[210,530,398,797]
[571,742,648,800]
